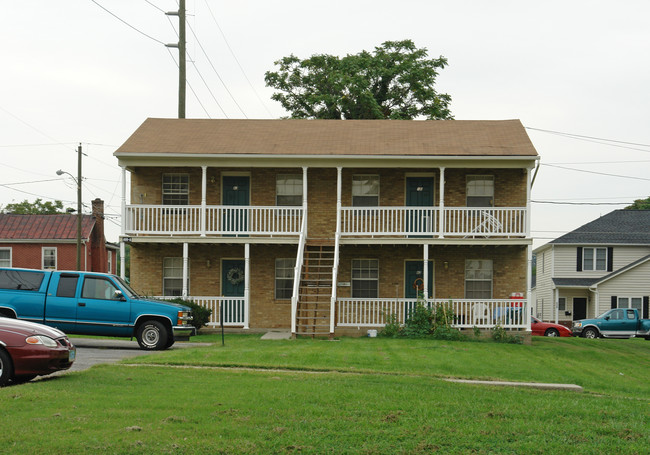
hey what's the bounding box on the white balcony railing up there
[337,298,528,329]
[125,205,303,236]
[156,296,246,326]
[341,207,526,238]
[125,205,526,238]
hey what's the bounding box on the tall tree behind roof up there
[264,40,453,120]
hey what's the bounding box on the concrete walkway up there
[444,378,583,392]
[261,331,292,340]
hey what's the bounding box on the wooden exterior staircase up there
[294,241,334,338]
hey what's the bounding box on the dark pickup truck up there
[0,268,193,350]
[572,308,650,339]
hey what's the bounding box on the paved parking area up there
[65,338,210,372]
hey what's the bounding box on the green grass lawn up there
[1,335,649,454]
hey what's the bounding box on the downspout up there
[423,244,429,301]
[439,167,445,238]
[182,242,188,299]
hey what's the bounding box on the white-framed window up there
[352,175,379,207]
[558,297,566,312]
[617,297,642,312]
[107,252,112,274]
[162,173,189,205]
[466,175,494,207]
[163,257,187,296]
[0,248,11,267]
[465,259,493,299]
[583,247,607,271]
[275,258,295,299]
[276,174,303,206]
[352,259,378,298]
[42,247,57,270]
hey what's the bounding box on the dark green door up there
[223,176,250,234]
[222,259,245,323]
[405,260,434,299]
[406,177,434,235]
[404,260,434,319]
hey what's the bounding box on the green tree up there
[624,197,650,210]
[1,198,67,214]
[264,39,452,120]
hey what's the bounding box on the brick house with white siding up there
[533,210,650,327]
[115,118,539,336]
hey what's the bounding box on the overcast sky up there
[2,1,649,247]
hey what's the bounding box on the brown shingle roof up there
[114,118,538,157]
[0,214,95,240]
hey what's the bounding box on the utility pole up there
[166,0,186,118]
[76,143,82,271]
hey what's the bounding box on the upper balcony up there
[124,204,527,239]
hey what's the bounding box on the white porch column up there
[244,243,250,329]
[200,166,207,237]
[553,287,559,324]
[526,243,532,331]
[120,166,127,279]
[302,166,308,236]
[423,244,429,300]
[439,167,445,238]
[525,167,532,238]
[182,243,189,299]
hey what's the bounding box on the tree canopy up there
[1,199,67,214]
[624,196,650,210]
[264,39,452,120]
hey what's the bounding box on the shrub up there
[168,298,212,331]
[491,324,524,344]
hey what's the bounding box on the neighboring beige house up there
[114,118,539,336]
[533,210,650,326]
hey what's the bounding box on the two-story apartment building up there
[534,210,650,326]
[114,118,539,336]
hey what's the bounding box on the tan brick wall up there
[129,165,527,223]
[130,242,526,329]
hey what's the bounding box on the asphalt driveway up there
[65,338,209,372]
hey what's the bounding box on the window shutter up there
[643,296,649,319]
[610,295,617,309]
[576,247,583,272]
[607,247,613,272]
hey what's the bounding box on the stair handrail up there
[290,209,307,335]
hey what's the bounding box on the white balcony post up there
[120,166,127,279]
[201,166,207,237]
[525,167,532,238]
[526,243,532,331]
[302,166,308,236]
[330,166,343,334]
[439,167,445,238]
[244,243,250,329]
[423,244,429,300]
[182,242,189,299]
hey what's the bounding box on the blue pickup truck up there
[572,308,650,340]
[0,268,193,350]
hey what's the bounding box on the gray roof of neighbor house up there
[114,118,539,157]
[550,210,650,245]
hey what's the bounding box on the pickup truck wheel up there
[544,328,560,337]
[0,349,14,387]
[582,327,599,339]
[136,321,168,350]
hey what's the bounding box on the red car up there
[531,317,572,337]
[0,317,76,386]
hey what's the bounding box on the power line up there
[202,0,274,117]
[540,163,650,181]
[186,20,247,117]
[91,0,166,45]
[526,126,650,148]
